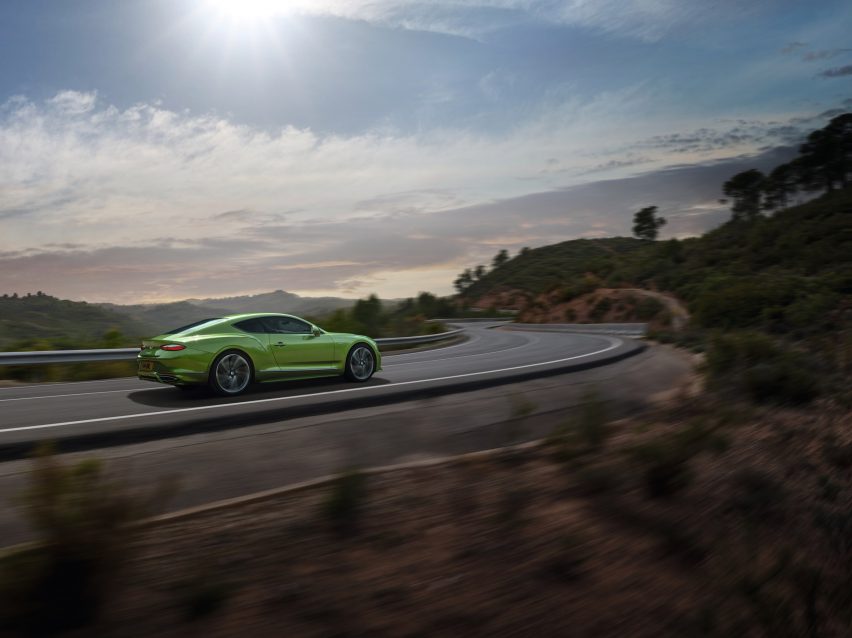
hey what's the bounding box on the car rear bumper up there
[138,357,207,386]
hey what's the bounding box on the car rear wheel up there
[210,351,253,396]
[344,344,375,382]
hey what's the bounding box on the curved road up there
[0,323,643,457]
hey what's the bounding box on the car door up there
[231,317,278,379]
[263,316,337,372]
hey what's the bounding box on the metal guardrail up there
[0,329,467,366]
[0,321,646,366]
[500,322,647,337]
[374,328,465,346]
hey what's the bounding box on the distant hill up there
[0,289,363,350]
[187,289,354,317]
[97,301,234,337]
[100,290,356,337]
[0,293,149,350]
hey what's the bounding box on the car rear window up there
[162,318,222,334]
[234,318,269,334]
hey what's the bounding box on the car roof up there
[221,312,306,322]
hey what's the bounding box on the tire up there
[344,343,376,382]
[209,350,253,396]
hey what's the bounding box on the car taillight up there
[160,344,186,351]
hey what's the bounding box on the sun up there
[206,0,287,24]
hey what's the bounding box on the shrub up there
[589,297,613,322]
[575,390,609,450]
[728,468,786,522]
[630,439,694,498]
[323,470,368,536]
[0,445,172,634]
[628,421,722,498]
[575,463,622,495]
[547,389,610,461]
[177,573,235,621]
[704,332,820,404]
[635,297,665,321]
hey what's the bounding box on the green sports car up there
[138,313,381,395]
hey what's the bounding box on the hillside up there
[0,294,149,350]
[462,187,852,336]
[464,237,645,303]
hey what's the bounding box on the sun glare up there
[206,0,287,24]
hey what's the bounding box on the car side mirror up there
[312,327,322,337]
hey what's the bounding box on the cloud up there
[804,48,852,62]
[0,90,844,302]
[281,0,784,42]
[781,42,807,54]
[820,65,852,78]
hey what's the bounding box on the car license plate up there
[139,360,154,372]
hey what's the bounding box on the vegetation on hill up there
[459,113,851,337]
[455,116,852,403]
[459,186,850,338]
[0,292,147,351]
[307,292,456,339]
[459,237,646,300]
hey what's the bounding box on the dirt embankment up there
[517,287,689,329]
[468,285,689,330]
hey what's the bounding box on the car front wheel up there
[344,344,375,382]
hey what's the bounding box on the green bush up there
[0,445,173,634]
[705,332,820,404]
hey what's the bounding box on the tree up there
[632,206,667,241]
[723,169,765,221]
[763,163,798,211]
[492,249,510,269]
[797,113,852,192]
[520,246,531,256]
[352,294,383,335]
[453,268,474,293]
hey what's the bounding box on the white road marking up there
[0,338,621,434]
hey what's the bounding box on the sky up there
[1,0,851,303]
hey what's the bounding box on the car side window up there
[263,316,312,334]
[234,318,268,334]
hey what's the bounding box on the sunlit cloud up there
[0,90,844,302]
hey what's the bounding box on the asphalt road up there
[0,323,643,457]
